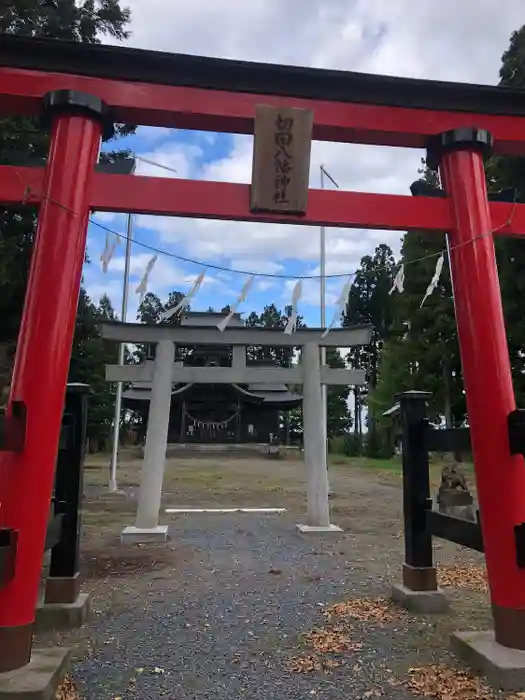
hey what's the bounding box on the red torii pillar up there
[0,90,108,671]
[429,128,525,649]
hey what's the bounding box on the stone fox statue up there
[440,462,468,491]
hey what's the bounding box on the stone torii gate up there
[101,321,372,542]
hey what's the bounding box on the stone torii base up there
[102,322,372,543]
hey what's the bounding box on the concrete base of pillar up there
[0,648,70,700]
[451,631,525,691]
[120,525,169,545]
[296,523,343,533]
[34,593,90,632]
[391,583,449,613]
[452,630,525,691]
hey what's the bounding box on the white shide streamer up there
[284,279,303,335]
[321,276,353,338]
[217,275,255,331]
[100,232,119,273]
[389,265,405,295]
[159,268,207,321]
[420,254,444,308]
[135,254,158,302]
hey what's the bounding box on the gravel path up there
[71,512,458,700]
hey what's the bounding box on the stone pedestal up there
[438,487,476,522]
[35,593,90,632]
[452,630,525,691]
[296,524,343,534]
[391,583,449,613]
[121,525,169,545]
[391,564,449,613]
[0,649,70,700]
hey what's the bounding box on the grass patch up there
[330,455,403,474]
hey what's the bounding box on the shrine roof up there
[3,35,525,116]
[122,381,302,408]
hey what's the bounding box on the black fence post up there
[45,383,89,604]
[396,390,438,591]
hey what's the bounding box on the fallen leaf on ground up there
[404,663,493,700]
[437,564,488,592]
[56,675,80,700]
[304,625,362,653]
[325,597,405,624]
[286,655,341,674]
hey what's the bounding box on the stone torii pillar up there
[300,342,333,531]
[102,322,372,542]
[121,340,175,543]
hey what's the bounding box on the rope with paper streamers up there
[183,405,239,432]
[159,268,207,321]
[6,166,519,335]
[284,279,303,335]
[74,208,523,334]
[135,254,158,302]
[217,275,255,331]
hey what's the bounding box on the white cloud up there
[107,252,220,290]
[135,142,203,179]
[92,0,525,320]
[256,279,278,293]
[228,259,285,275]
[283,277,347,315]
[117,0,521,85]
[85,252,227,320]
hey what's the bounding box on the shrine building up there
[122,311,302,444]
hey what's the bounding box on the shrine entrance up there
[3,33,525,675]
[121,312,303,447]
[102,320,370,542]
[180,395,241,444]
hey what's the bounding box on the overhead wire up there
[5,164,519,283]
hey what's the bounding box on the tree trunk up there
[443,360,453,429]
[442,360,462,462]
[354,388,359,435]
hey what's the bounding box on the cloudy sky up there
[86,1,525,327]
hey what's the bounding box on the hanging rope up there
[182,404,239,430]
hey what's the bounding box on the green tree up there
[136,289,191,362]
[342,244,396,434]
[369,167,464,427]
[372,25,525,422]
[98,292,116,320]
[163,290,186,322]
[485,25,525,404]
[1,0,130,41]
[0,0,133,399]
[245,303,305,367]
[137,292,166,325]
[325,347,352,437]
[68,289,119,445]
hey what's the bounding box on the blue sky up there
[85,127,420,328]
[83,0,524,329]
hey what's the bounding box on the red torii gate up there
[1,34,525,671]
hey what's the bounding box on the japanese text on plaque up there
[273,114,294,205]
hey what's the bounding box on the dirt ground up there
[40,452,496,699]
